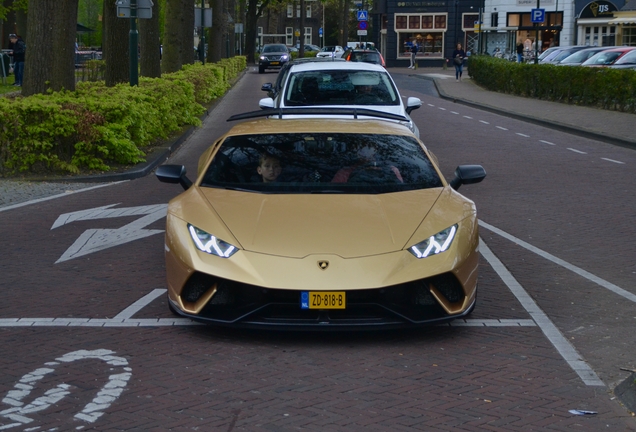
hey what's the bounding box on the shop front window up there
[398,32,444,58]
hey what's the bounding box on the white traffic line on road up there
[113,289,167,320]
[0,182,127,213]
[601,157,625,164]
[480,221,636,304]
[479,239,605,387]
[424,103,628,166]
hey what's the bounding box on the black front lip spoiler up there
[168,297,476,331]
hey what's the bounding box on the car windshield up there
[552,50,579,62]
[561,49,603,64]
[200,133,443,194]
[283,70,399,106]
[585,51,622,65]
[615,50,636,64]
[263,45,287,53]
[322,46,336,52]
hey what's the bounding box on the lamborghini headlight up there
[188,224,238,258]
[408,224,457,259]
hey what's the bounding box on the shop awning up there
[607,17,636,24]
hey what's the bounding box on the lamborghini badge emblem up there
[318,261,329,270]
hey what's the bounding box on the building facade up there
[256,1,324,50]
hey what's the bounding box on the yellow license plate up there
[301,291,346,309]
[270,61,279,65]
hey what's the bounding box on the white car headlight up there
[408,225,457,259]
[281,55,288,60]
[188,224,238,258]
[260,55,266,61]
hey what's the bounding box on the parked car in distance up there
[581,47,636,67]
[536,46,561,62]
[155,110,486,329]
[295,44,321,53]
[316,45,345,58]
[258,44,290,74]
[540,46,591,64]
[258,61,421,138]
[609,48,636,69]
[557,46,616,66]
[344,49,386,67]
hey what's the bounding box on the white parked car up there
[316,45,345,58]
[258,61,422,138]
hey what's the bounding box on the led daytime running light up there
[188,225,237,258]
[409,225,457,259]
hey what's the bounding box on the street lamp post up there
[129,0,138,86]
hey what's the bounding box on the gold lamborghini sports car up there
[156,109,486,329]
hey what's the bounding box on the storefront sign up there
[579,1,618,18]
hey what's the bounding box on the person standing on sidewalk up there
[9,34,25,86]
[451,43,465,81]
[408,42,418,69]
[516,41,524,63]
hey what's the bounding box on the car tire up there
[258,66,265,74]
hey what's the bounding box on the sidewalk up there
[388,66,636,149]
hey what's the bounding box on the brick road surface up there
[1,67,635,431]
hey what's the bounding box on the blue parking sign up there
[531,8,545,23]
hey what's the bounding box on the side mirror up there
[449,165,486,191]
[259,97,275,109]
[156,164,192,191]
[261,83,273,92]
[405,97,422,114]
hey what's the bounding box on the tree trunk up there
[103,0,130,86]
[162,0,184,73]
[22,0,55,96]
[244,0,259,64]
[209,0,223,62]
[340,0,350,48]
[139,0,161,77]
[51,0,78,92]
[181,0,195,66]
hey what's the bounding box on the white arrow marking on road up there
[52,204,168,263]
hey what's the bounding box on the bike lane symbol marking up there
[0,349,132,429]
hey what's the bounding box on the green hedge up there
[0,56,246,176]
[468,55,636,113]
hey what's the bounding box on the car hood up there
[185,187,468,259]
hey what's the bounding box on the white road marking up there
[427,103,435,107]
[438,107,446,111]
[516,133,530,137]
[539,140,556,145]
[479,120,489,124]
[113,289,167,320]
[52,204,168,263]
[567,148,587,154]
[450,111,459,115]
[0,182,127,213]
[479,239,604,387]
[480,221,636,304]
[601,158,625,164]
[0,350,132,428]
[463,115,472,119]
[496,126,508,131]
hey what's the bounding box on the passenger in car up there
[257,153,282,183]
[331,145,403,183]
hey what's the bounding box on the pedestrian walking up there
[408,42,418,69]
[9,34,25,86]
[451,43,465,81]
[516,42,524,63]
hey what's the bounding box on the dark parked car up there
[258,44,290,74]
[539,46,591,64]
[344,49,386,67]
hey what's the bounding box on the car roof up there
[287,61,387,73]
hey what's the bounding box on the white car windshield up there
[200,133,442,194]
[283,70,400,106]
